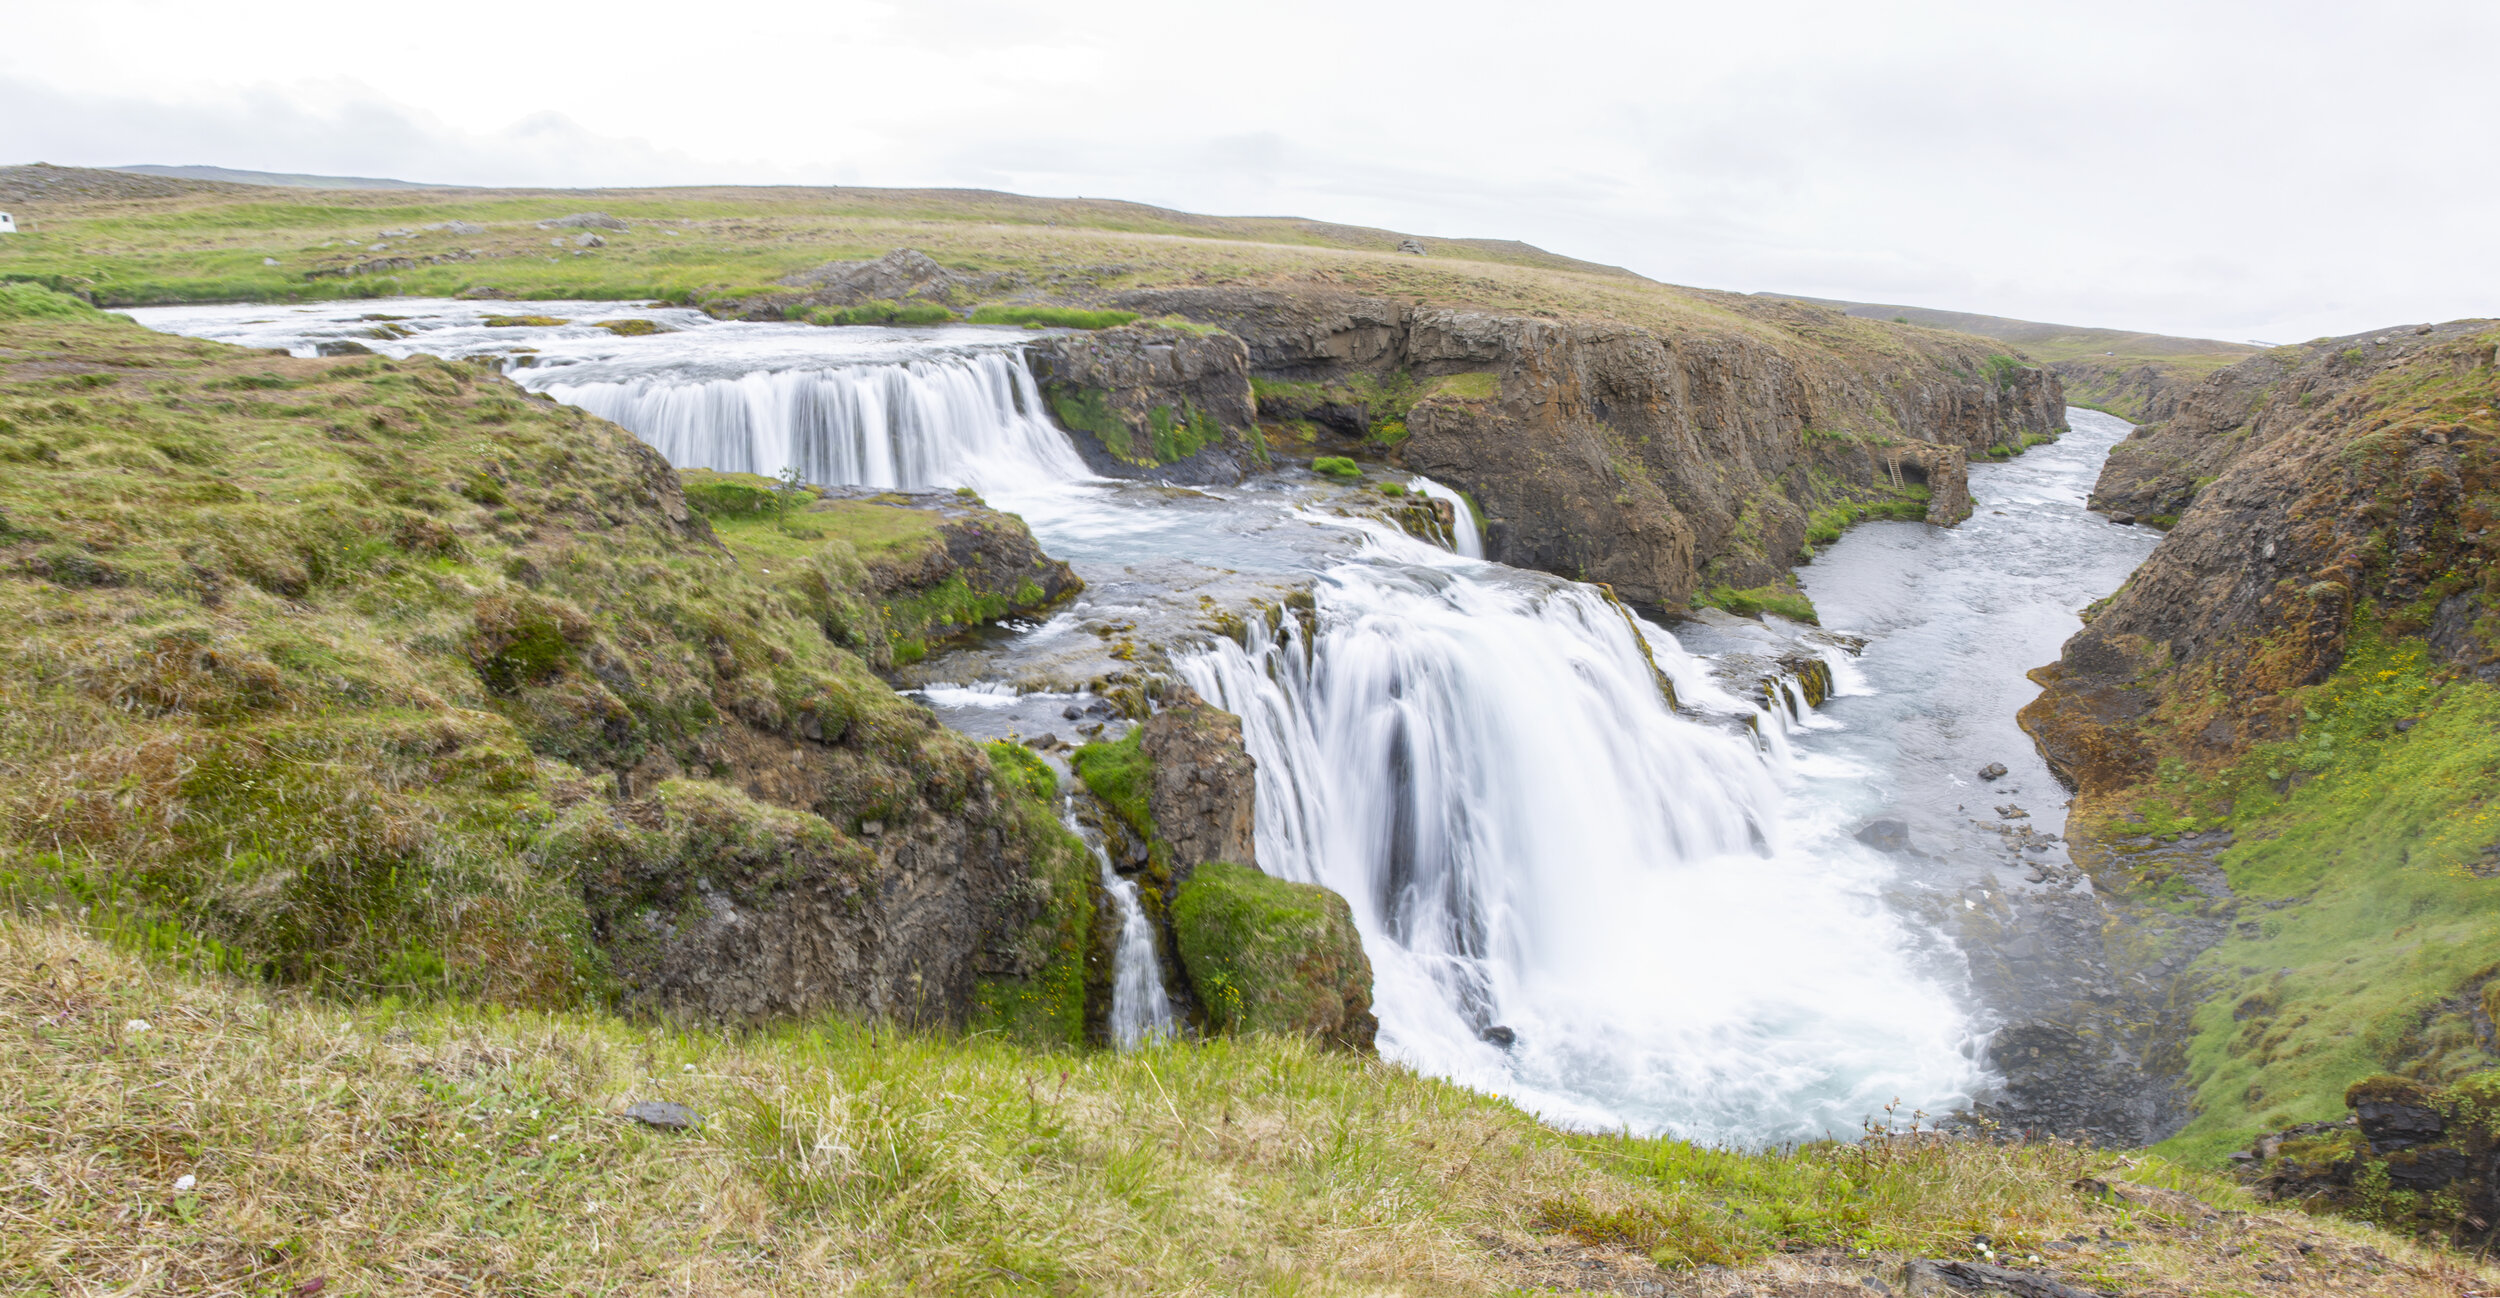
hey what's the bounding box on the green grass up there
[1802,485,1931,548]
[1070,726,1152,841]
[0,294,1067,1017]
[968,304,1139,329]
[2122,629,2500,1163]
[794,300,958,327]
[10,911,2468,1295]
[1311,455,1362,480]
[1700,582,1819,624]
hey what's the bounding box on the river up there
[129,299,2156,1145]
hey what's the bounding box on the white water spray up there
[1179,535,1983,1142]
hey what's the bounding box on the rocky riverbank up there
[2018,316,2500,1166]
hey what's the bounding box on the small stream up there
[130,300,2158,1144]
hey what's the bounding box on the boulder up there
[1172,862,1376,1050]
[1854,818,1914,853]
[539,212,628,230]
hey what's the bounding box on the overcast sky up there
[5,0,2488,342]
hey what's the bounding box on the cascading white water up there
[1407,476,1484,559]
[1179,531,1985,1143]
[1100,863,1178,1049]
[540,351,1090,493]
[1063,801,1177,1049]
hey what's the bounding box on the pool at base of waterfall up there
[130,300,2157,1146]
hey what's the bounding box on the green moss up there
[1170,861,1370,1045]
[677,468,793,519]
[1069,727,1152,842]
[795,300,956,327]
[1429,371,1499,400]
[1310,456,1362,481]
[1801,485,1931,548]
[2150,628,2500,1164]
[967,305,1138,329]
[968,753,1095,1048]
[1699,583,1819,624]
[1045,385,1137,463]
[483,315,569,328]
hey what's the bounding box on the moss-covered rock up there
[1027,324,1263,484]
[684,474,1081,671]
[1172,862,1375,1050]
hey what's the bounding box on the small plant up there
[1311,456,1362,481]
[774,464,807,528]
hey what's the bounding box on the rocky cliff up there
[1024,324,1265,484]
[1069,285,2065,611]
[2018,317,2500,1159]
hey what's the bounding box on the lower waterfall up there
[1178,537,1985,1143]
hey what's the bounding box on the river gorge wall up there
[2019,317,2500,1165]
[1032,284,2065,611]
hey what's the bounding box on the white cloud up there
[2,0,2491,341]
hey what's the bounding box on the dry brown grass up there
[5,914,2493,1296]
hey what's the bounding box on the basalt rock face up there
[1024,324,1263,484]
[2250,1074,2500,1247]
[1138,698,1259,881]
[2049,359,2192,426]
[1114,287,2063,610]
[2024,322,2500,800]
[557,775,1060,1026]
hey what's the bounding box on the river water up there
[130,300,2155,1146]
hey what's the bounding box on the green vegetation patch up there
[1070,726,1153,843]
[1171,861,1371,1047]
[1310,455,1363,481]
[0,282,101,320]
[1700,582,1819,624]
[795,299,957,327]
[968,304,1139,330]
[2130,629,2500,1163]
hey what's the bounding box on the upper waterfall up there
[536,351,1091,494]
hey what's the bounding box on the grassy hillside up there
[0,164,2026,372]
[10,912,2483,1295]
[2022,325,2500,1166]
[1766,294,2264,419]
[0,283,1083,1029]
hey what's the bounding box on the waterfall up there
[1178,538,1983,1143]
[1066,802,1176,1049]
[531,351,1090,493]
[1407,476,1484,559]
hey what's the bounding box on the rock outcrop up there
[1139,699,1259,879]
[678,472,1082,671]
[1106,286,2064,610]
[2025,321,2500,798]
[1024,324,1264,483]
[2249,1073,2500,1247]
[0,294,1091,1038]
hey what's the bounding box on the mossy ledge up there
[0,288,1086,1037]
